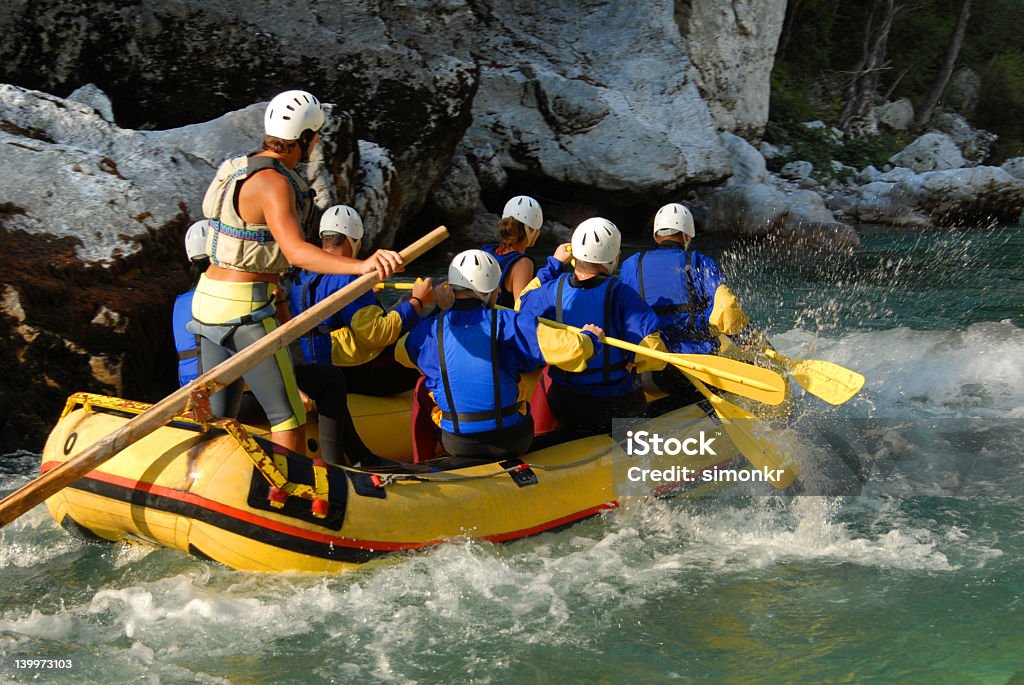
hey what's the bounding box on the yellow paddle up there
[0,227,450,529]
[683,372,797,489]
[763,348,864,406]
[494,306,786,405]
[721,332,865,406]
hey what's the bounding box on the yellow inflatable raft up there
[42,391,756,574]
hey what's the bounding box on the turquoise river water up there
[1,226,1022,684]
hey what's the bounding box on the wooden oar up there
[0,227,449,529]
[763,348,864,406]
[500,307,786,405]
[683,372,797,489]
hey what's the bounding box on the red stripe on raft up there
[41,460,423,552]
[481,501,619,543]
[41,461,621,552]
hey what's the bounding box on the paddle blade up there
[703,391,797,489]
[786,358,865,406]
[672,354,788,406]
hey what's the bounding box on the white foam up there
[774,321,1024,419]
[0,609,72,640]
[0,509,79,569]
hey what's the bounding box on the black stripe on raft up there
[66,477,387,564]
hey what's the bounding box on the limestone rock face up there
[1001,157,1024,180]
[780,160,814,181]
[900,167,1024,225]
[67,83,115,123]
[0,0,480,244]
[678,0,788,137]
[932,112,997,166]
[464,2,731,197]
[889,133,967,173]
[945,67,981,116]
[0,0,796,233]
[873,98,915,132]
[721,130,770,184]
[0,85,209,264]
[830,166,1024,228]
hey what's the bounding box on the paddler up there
[396,249,604,461]
[189,90,402,456]
[289,204,432,396]
[480,195,544,308]
[173,220,210,387]
[517,218,668,434]
[618,202,752,400]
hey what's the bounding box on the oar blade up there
[673,354,788,406]
[788,359,865,406]
[704,393,797,489]
[684,374,798,490]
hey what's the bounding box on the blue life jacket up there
[482,244,533,309]
[434,306,526,435]
[622,245,718,354]
[288,270,356,365]
[548,274,634,395]
[173,290,200,386]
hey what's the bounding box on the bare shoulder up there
[511,255,534,275]
[238,167,293,222]
[243,167,291,195]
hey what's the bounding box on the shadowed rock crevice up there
[0,213,191,450]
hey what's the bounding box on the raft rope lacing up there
[336,412,711,487]
[63,392,714,493]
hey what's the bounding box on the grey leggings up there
[199,318,305,432]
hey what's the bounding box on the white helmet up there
[184,220,209,262]
[319,205,364,254]
[502,195,543,231]
[448,249,501,299]
[653,203,695,238]
[264,90,326,141]
[571,218,621,268]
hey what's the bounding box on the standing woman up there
[190,90,402,456]
[481,195,543,308]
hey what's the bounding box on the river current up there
[1,226,1022,684]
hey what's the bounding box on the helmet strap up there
[297,129,316,163]
[526,227,540,248]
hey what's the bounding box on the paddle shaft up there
[0,227,449,529]
[682,372,797,489]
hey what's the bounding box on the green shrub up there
[975,51,1024,162]
[769,64,821,124]
[764,121,911,181]
[835,132,909,170]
